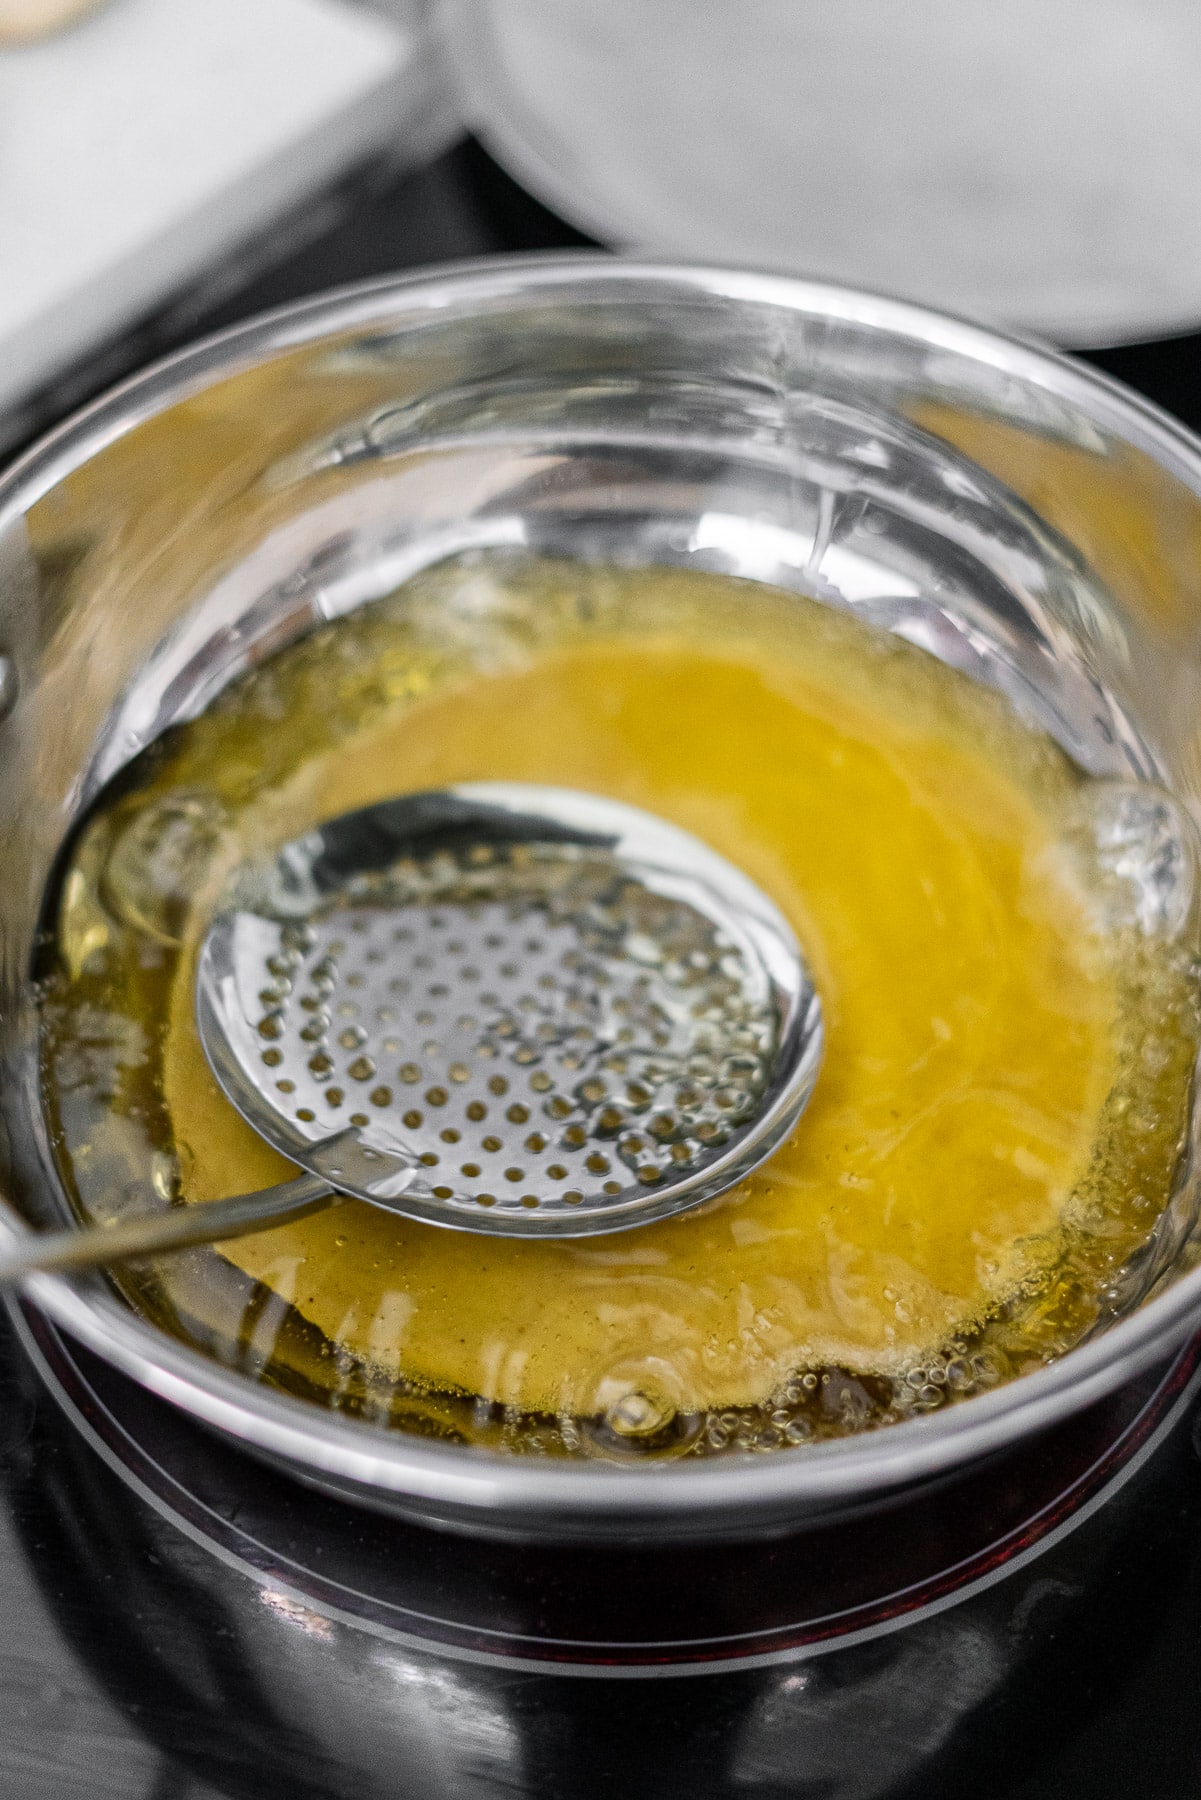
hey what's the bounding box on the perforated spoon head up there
[196,784,823,1238]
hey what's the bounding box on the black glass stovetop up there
[5,138,1201,1800]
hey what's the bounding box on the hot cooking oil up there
[38,552,1201,1459]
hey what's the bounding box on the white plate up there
[440,0,1201,348]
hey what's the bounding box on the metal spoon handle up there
[0,1172,334,1283]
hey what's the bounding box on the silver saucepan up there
[3,256,1201,1541]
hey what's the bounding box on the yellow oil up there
[39,553,1201,1458]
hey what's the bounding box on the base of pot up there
[14,1299,1201,1675]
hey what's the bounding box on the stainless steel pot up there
[3,255,1201,1542]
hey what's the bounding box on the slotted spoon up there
[0,784,823,1280]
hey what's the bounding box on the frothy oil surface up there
[40,555,1200,1452]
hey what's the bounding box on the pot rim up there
[6,251,1201,1527]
